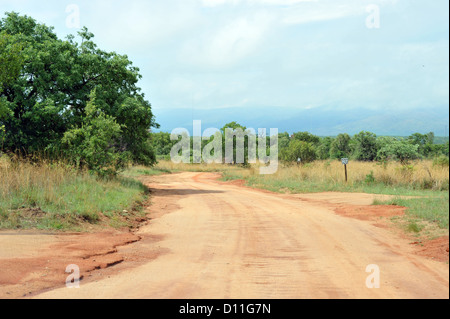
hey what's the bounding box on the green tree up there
[352,131,379,161]
[408,132,435,158]
[281,140,316,163]
[62,91,131,176]
[443,142,449,157]
[114,96,157,165]
[292,132,320,145]
[0,32,23,121]
[152,132,176,156]
[377,139,420,165]
[0,12,158,165]
[278,132,291,150]
[330,133,351,159]
[317,136,333,160]
[221,122,252,165]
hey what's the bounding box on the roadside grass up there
[0,156,149,231]
[155,160,249,174]
[373,192,449,230]
[6,154,444,234]
[222,170,445,196]
[121,165,171,178]
[153,160,448,196]
[218,160,449,194]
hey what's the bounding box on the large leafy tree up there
[281,140,317,163]
[278,132,291,150]
[352,131,379,161]
[330,133,351,159]
[377,138,420,165]
[292,132,320,145]
[221,122,251,165]
[408,132,435,157]
[152,132,177,157]
[316,136,333,160]
[0,12,158,165]
[62,90,129,176]
[0,32,23,123]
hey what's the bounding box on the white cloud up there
[82,0,200,51]
[201,0,239,6]
[181,11,275,68]
[248,0,317,5]
[281,2,365,25]
[201,0,315,6]
[2,0,447,120]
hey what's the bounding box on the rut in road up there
[35,172,449,299]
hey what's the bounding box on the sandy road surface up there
[35,172,448,299]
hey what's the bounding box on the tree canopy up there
[0,12,158,171]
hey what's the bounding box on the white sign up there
[341,158,349,165]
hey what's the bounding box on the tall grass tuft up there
[0,155,147,230]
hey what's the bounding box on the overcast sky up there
[1,0,449,133]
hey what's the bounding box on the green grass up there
[221,170,442,196]
[373,192,449,229]
[0,166,149,231]
[121,166,171,177]
[406,221,423,233]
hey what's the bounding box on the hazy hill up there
[154,105,449,137]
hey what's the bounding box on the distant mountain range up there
[153,105,449,138]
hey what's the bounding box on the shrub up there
[433,155,449,167]
[352,131,379,161]
[62,92,132,177]
[365,171,376,184]
[330,133,351,159]
[282,140,317,163]
[407,222,423,233]
[377,139,420,165]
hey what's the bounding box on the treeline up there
[278,131,448,164]
[153,122,263,164]
[151,123,449,165]
[0,13,158,176]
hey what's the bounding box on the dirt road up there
[32,172,449,299]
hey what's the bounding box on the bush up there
[365,171,376,184]
[62,92,131,177]
[330,133,351,159]
[433,155,449,167]
[377,139,420,165]
[352,131,379,161]
[281,140,317,163]
[407,222,423,233]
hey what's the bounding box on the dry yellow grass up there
[155,159,449,191]
[0,156,72,202]
[262,160,448,190]
[0,155,147,230]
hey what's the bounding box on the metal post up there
[341,158,349,183]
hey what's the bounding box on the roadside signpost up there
[297,158,301,166]
[341,158,349,182]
